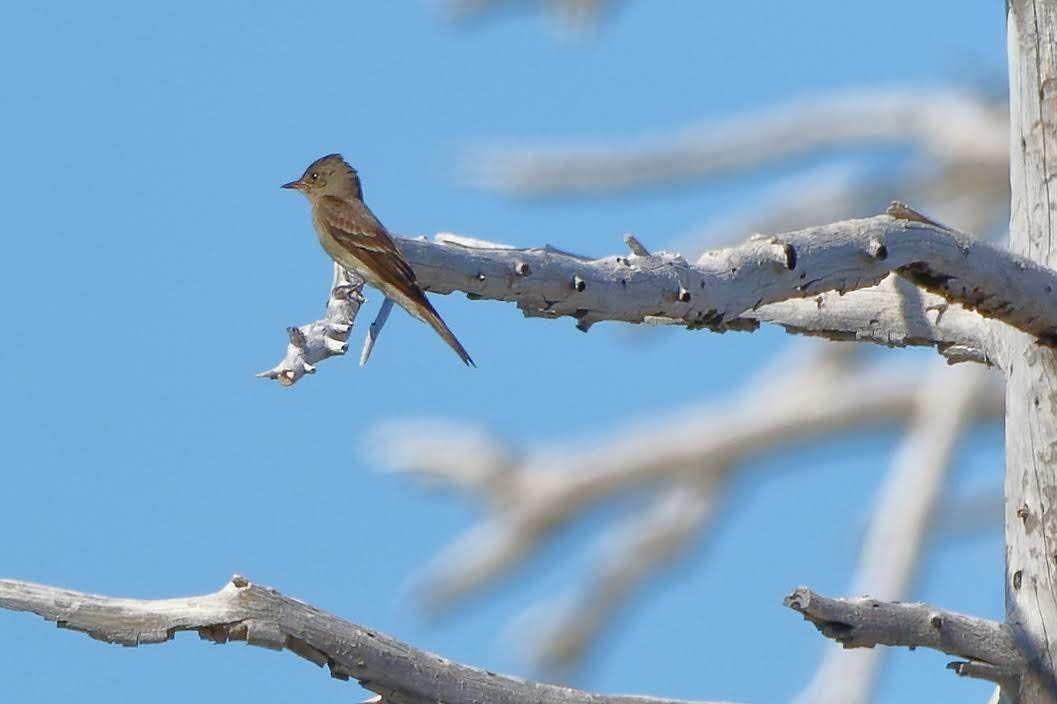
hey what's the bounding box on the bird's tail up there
[415,295,476,367]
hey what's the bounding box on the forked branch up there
[379,353,1003,614]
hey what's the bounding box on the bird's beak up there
[281,179,305,190]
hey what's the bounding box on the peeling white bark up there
[0,576,740,704]
[257,266,364,386]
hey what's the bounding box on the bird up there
[282,154,474,367]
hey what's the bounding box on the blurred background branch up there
[463,90,1007,210]
[444,0,619,32]
[378,85,1011,700]
[379,346,1002,676]
[792,361,989,703]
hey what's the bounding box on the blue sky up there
[0,2,1006,703]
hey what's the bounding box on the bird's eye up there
[310,173,319,181]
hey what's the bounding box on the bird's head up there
[282,153,363,200]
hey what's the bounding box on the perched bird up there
[282,154,474,366]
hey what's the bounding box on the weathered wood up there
[262,206,1048,383]
[1004,2,1057,702]
[784,588,1023,684]
[791,363,991,703]
[0,576,739,704]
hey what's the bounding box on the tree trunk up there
[1005,2,1057,702]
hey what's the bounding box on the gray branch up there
[361,297,395,366]
[0,576,740,704]
[793,362,990,704]
[260,204,1043,383]
[784,588,1024,686]
[414,205,1054,342]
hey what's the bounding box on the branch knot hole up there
[867,237,888,260]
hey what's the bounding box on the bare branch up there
[677,151,1007,254]
[456,204,1052,344]
[257,265,364,385]
[262,207,1044,383]
[361,297,395,366]
[0,576,740,704]
[381,356,1003,611]
[466,91,1006,196]
[674,163,898,252]
[784,588,1024,684]
[500,345,851,670]
[512,476,718,673]
[793,362,991,703]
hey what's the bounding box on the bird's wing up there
[315,195,419,293]
[315,196,475,367]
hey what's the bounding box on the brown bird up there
[282,154,474,366]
